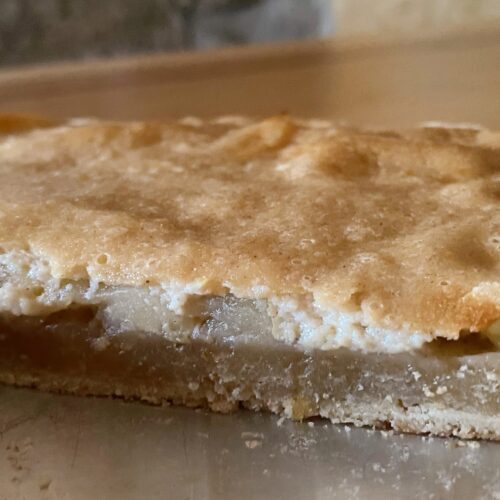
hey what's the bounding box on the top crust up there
[0,114,499,341]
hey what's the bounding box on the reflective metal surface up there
[0,386,498,499]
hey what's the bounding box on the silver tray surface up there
[1,386,498,499]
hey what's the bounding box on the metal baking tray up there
[1,386,499,499]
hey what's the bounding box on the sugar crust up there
[0,114,499,345]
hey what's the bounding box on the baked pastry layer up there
[0,305,498,440]
[0,114,499,439]
[0,114,499,352]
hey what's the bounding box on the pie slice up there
[0,114,498,440]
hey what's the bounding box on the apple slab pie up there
[0,114,498,440]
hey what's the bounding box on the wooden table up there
[0,26,499,128]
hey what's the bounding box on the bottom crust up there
[0,311,498,440]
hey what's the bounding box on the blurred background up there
[1,0,500,66]
[0,0,498,128]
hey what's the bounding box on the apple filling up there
[0,296,498,440]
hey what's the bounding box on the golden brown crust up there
[0,114,499,340]
[0,113,58,135]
